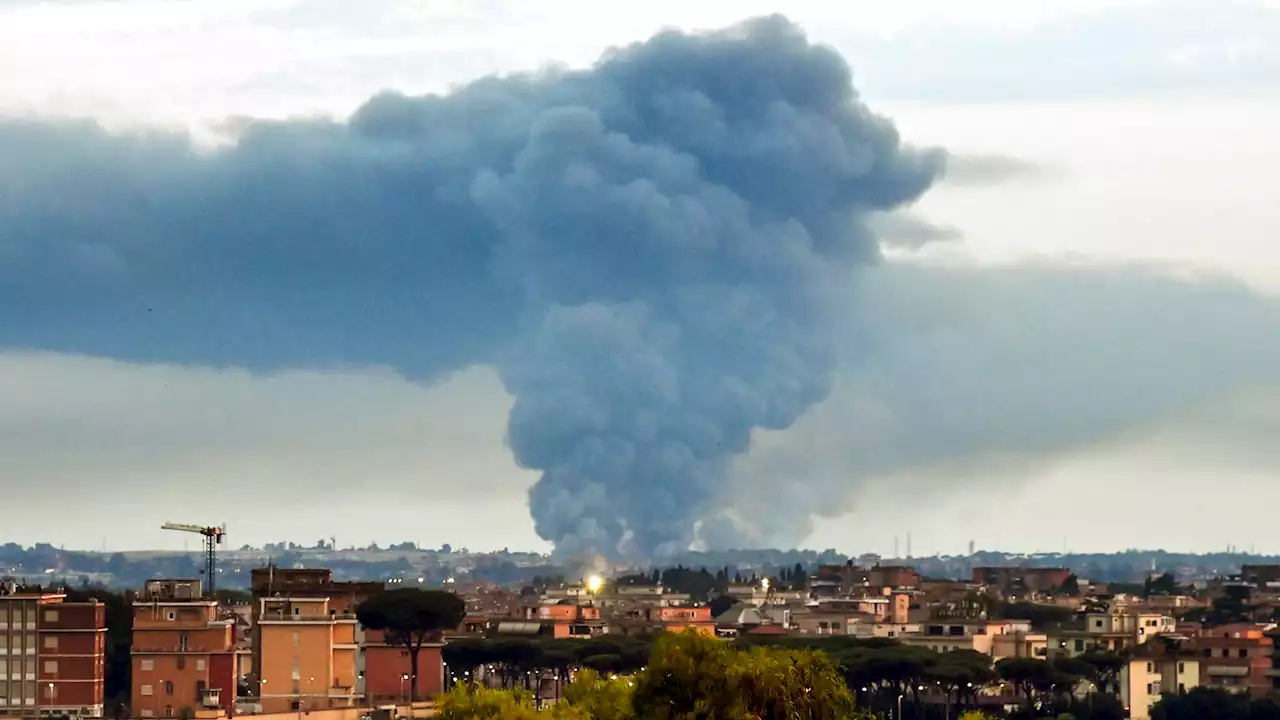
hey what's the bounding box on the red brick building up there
[361,636,444,704]
[0,585,106,718]
[130,580,237,719]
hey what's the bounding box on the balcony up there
[1206,665,1250,677]
[258,611,357,623]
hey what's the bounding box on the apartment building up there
[130,580,237,719]
[972,567,1072,596]
[0,585,106,719]
[1119,654,1200,720]
[902,619,1047,660]
[248,566,382,705]
[256,596,358,713]
[362,630,443,704]
[1185,623,1276,697]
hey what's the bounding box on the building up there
[1119,654,1200,720]
[256,596,359,713]
[130,580,237,719]
[902,620,1047,660]
[248,566,383,704]
[361,633,443,705]
[1185,623,1276,697]
[0,583,106,719]
[972,567,1072,597]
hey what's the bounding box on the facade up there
[972,567,1072,596]
[1185,624,1276,697]
[1119,656,1200,720]
[248,566,382,705]
[902,620,1047,660]
[130,580,237,719]
[256,596,358,714]
[361,638,443,704]
[0,587,106,719]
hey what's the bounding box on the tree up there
[1078,651,1126,695]
[631,630,870,719]
[561,669,632,720]
[1060,574,1081,596]
[996,657,1059,708]
[357,588,466,701]
[708,594,736,618]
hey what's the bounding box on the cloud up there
[727,260,1280,547]
[941,153,1054,187]
[0,16,944,561]
[0,352,540,550]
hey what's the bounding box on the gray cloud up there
[0,16,943,561]
[729,260,1280,546]
[941,153,1053,187]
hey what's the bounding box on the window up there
[1239,649,1248,659]
[1147,662,1154,673]
[164,706,174,718]
[179,632,189,652]
[141,685,154,697]
[195,659,206,672]
[140,660,154,672]
[1178,663,1185,673]
[43,661,57,675]
[42,636,57,650]
[176,656,185,671]
[164,681,173,696]
[43,610,58,624]
[140,711,154,718]
[1074,639,1084,651]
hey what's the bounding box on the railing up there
[258,611,358,622]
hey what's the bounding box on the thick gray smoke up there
[0,16,942,560]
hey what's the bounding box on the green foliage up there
[1151,686,1280,720]
[434,685,589,719]
[996,601,1077,630]
[562,669,632,720]
[958,712,998,720]
[631,631,859,720]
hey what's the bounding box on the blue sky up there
[1,0,1278,557]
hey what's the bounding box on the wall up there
[363,646,443,703]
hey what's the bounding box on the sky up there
[1,0,1278,556]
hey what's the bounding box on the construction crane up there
[161,523,226,596]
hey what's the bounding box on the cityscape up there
[4,0,1280,719]
[4,535,1280,719]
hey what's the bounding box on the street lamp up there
[401,673,409,702]
[897,693,904,720]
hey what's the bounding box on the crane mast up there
[161,522,226,596]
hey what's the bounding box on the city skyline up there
[2,0,1279,557]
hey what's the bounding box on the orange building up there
[130,580,237,719]
[256,597,358,713]
[0,585,106,718]
[649,606,716,635]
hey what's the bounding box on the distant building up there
[0,583,107,719]
[130,579,237,719]
[901,619,1047,661]
[1185,623,1276,697]
[972,567,1072,596]
[1120,652,1200,720]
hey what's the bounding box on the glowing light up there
[587,576,603,594]
[760,577,770,591]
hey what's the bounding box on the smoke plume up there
[0,16,943,560]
